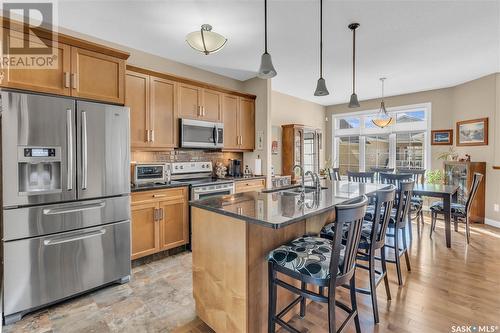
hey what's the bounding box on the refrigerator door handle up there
[43,228,106,246]
[42,201,106,215]
[81,110,88,190]
[66,109,74,191]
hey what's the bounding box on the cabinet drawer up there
[235,179,265,193]
[132,187,187,204]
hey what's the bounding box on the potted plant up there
[436,147,458,161]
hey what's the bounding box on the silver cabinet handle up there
[43,201,105,215]
[43,229,106,246]
[81,111,88,190]
[66,109,73,191]
[71,73,78,89]
[146,129,150,142]
[202,106,205,116]
[64,72,70,88]
[151,129,155,142]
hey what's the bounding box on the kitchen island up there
[189,180,387,333]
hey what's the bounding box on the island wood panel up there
[191,207,248,333]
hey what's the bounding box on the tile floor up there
[3,252,199,333]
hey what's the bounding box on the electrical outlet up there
[494,204,500,212]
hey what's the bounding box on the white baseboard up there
[485,218,500,229]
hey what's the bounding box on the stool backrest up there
[328,168,340,181]
[370,185,397,248]
[347,171,375,183]
[397,168,426,185]
[379,172,413,187]
[393,180,414,229]
[465,173,483,215]
[330,195,368,283]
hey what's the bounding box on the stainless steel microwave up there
[180,118,224,149]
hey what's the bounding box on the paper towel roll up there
[254,156,262,176]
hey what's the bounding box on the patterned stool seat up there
[430,202,466,217]
[268,236,345,280]
[320,221,373,248]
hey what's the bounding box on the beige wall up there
[326,73,500,222]
[271,91,326,175]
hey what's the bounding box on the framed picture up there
[431,129,453,145]
[456,118,488,146]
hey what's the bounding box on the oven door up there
[192,185,234,200]
[180,118,223,149]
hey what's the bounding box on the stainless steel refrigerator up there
[1,91,131,324]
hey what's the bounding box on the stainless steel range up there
[170,161,234,200]
[1,91,131,324]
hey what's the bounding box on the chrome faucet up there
[305,171,321,192]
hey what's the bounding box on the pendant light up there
[372,77,394,128]
[348,23,360,108]
[314,0,329,96]
[186,24,227,55]
[258,0,277,78]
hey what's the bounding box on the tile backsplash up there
[131,150,244,168]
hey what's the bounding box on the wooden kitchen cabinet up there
[126,70,177,150]
[234,178,266,194]
[0,26,128,104]
[131,202,160,260]
[178,84,222,121]
[222,94,255,151]
[131,187,189,260]
[70,47,125,104]
[222,94,239,149]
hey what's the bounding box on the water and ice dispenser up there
[17,147,62,195]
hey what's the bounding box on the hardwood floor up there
[4,218,500,333]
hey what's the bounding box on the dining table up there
[411,183,460,248]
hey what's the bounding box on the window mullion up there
[359,136,366,172]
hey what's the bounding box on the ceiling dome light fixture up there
[348,22,360,108]
[258,0,277,78]
[372,77,394,128]
[314,0,329,96]
[186,24,227,55]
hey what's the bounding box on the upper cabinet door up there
[0,28,71,96]
[178,83,200,119]
[126,71,150,149]
[150,76,176,149]
[222,94,239,150]
[201,89,222,122]
[71,47,125,104]
[239,98,255,150]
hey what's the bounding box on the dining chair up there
[348,171,375,183]
[321,185,396,323]
[430,173,483,244]
[328,167,341,181]
[397,168,426,230]
[268,195,368,333]
[370,167,394,182]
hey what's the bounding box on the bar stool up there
[348,171,375,183]
[267,195,368,333]
[397,168,426,230]
[328,167,341,181]
[321,185,396,323]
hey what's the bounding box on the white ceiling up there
[57,0,500,106]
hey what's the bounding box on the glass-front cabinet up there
[282,124,322,182]
[443,161,486,223]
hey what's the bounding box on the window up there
[332,104,430,175]
[337,136,360,174]
[303,131,316,174]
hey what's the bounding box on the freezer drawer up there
[3,220,131,317]
[3,196,131,241]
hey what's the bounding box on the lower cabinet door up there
[3,220,130,317]
[159,198,188,250]
[131,202,160,259]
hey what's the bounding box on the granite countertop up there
[189,180,389,229]
[131,182,189,193]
